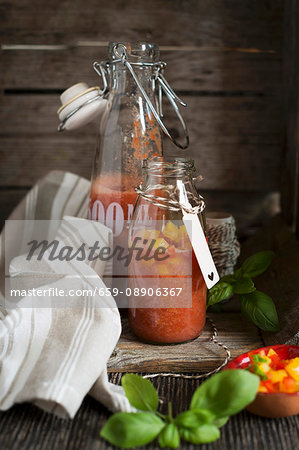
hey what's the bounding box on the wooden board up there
[281,0,299,235]
[107,313,263,373]
[0,0,283,49]
[1,48,281,93]
[0,95,282,191]
[0,379,299,450]
[0,0,285,235]
[239,215,299,346]
[0,188,280,238]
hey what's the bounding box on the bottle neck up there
[143,172,193,188]
[141,159,198,208]
[107,42,159,97]
[108,64,155,97]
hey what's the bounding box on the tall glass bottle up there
[88,42,163,240]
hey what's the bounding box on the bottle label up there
[182,212,220,289]
[88,199,152,236]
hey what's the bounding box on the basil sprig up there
[207,251,280,332]
[246,354,268,380]
[100,370,259,448]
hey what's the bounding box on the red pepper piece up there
[260,380,275,393]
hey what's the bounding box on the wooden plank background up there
[281,0,299,235]
[0,0,285,234]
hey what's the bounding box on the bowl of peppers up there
[226,345,299,417]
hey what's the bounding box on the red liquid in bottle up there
[128,224,207,344]
[89,173,138,237]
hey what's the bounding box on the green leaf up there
[213,416,229,427]
[175,409,214,428]
[180,424,220,444]
[158,423,180,448]
[233,277,256,294]
[251,354,267,364]
[207,281,233,307]
[221,274,236,283]
[241,251,274,278]
[234,267,244,279]
[240,290,280,332]
[100,412,165,448]
[246,354,269,380]
[190,369,259,417]
[121,373,159,411]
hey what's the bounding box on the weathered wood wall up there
[0,0,285,234]
[282,0,299,235]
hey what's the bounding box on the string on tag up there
[136,178,220,290]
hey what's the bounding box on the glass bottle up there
[88,42,163,239]
[128,157,207,344]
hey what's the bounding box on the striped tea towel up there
[0,171,133,418]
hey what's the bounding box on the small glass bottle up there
[128,157,207,344]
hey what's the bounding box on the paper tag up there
[182,212,220,289]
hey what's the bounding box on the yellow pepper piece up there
[285,357,299,383]
[268,369,288,384]
[267,348,279,358]
[136,229,161,241]
[258,386,268,393]
[152,237,169,251]
[258,362,271,373]
[162,221,178,242]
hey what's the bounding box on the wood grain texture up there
[0,189,28,228]
[1,47,281,93]
[107,313,262,372]
[240,215,299,346]
[0,378,298,450]
[281,0,299,234]
[0,95,282,190]
[0,0,283,49]
[0,188,280,238]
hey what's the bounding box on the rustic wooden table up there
[0,375,298,450]
[0,313,298,450]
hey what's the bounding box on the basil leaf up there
[234,267,243,279]
[249,363,268,381]
[233,277,256,294]
[221,274,236,283]
[121,373,159,411]
[251,354,267,364]
[175,409,214,428]
[190,369,259,417]
[158,423,180,448]
[180,424,220,444]
[100,412,164,448]
[241,251,274,278]
[240,290,280,332]
[207,282,233,307]
[213,416,229,427]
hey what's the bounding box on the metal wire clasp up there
[93,62,109,96]
[93,43,190,150]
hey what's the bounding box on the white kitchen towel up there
[0,171,133,418]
